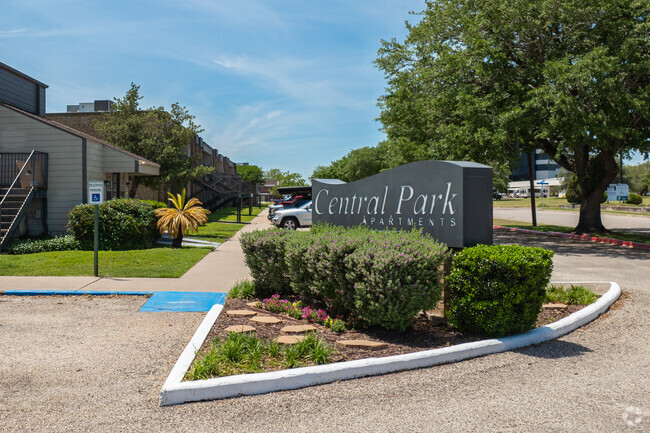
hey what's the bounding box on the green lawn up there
[208,204,268,223]
[0,247,212,277]
[494,218,650,244]
[495,197,650,209]
[193,204,268,242]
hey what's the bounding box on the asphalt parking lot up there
[0,232,648,432]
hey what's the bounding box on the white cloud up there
[212,55,368,109]
[0,28,28,36]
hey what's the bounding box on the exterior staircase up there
[192,173,255,212]
[0,187,36,249]
[0,151,48,251]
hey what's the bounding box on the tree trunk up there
[172,227,183,248]
[575,191,607,233]
[128,177,140,199]
[574,151,619,234]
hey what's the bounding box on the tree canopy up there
[623,161,650,195]
[236,164,265,184]
[94,83,213,197]
[375,0,649,232]
[311,145,389,182]
[264,168,306,196]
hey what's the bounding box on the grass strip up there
[494,197,650,210]
[545,285,598,305]
[208,205,268,223]
[193,205,269,242]
[0,247,211,277]
[494,219,650,245]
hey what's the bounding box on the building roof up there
[0,102,160,170]
[0,62,48,88]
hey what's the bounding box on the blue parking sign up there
[88,181,104,205]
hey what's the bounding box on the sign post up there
[88,181,104,277]
[537,180,549,198]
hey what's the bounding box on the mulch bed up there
[197,298,583,364]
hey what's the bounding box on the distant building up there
[0,62,159,247]
[510,149,561,181]
[66,100,114,113]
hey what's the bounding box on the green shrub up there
[626,193,643,205]
[142,199,167,209]
[286,226,368,315]
[447,244,554,337]
[239,229,294,298]
[242,225,448,331]
[5,235,82,254]
[67,199,159,250]
[346,229,447,331]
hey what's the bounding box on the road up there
[494,207,650,234]
[1,232,649,432]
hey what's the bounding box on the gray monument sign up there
[312,160,493,248]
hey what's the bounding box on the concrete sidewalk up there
[0,209,272,293]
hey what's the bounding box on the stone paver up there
[280,324,317,334]
[246,301,261,308]
[224,325,256,334]
[276,335,305,345]
[337,340,389,350]
[542,303,568,310]
[226,309,257,317]
[250,316,282,325]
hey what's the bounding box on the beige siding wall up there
[0,106,82,234]
[86,140,103,184]
[101,144,138,173]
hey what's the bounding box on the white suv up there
[271,201,312,229]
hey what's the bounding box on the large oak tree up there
[376,0,649,232]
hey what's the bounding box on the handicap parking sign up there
[88,181,104,205]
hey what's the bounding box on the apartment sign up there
[312,160,493,248]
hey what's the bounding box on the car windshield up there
[299,201,312,209]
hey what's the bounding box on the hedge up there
[241,225,448,331]
[446,244,554,337]
[5,235,82,255]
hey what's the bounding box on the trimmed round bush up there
[346,230,447,331]
[67,198,159,250]
[286,226,369,315]
[446,244,554,337]
[627,193,642,205]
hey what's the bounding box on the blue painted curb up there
[140,291,227,312]
[2,290,154,296]
[2,289,228,313]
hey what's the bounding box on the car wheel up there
[281,217,298,230]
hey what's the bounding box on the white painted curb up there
[159,282,621,406]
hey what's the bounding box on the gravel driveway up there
[1,233,648,432]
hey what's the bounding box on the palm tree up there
[155,188,210,248]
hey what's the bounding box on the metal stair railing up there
[0,150,48,250]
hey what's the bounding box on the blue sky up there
[2,0,645,181]
[1,0,426,180]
